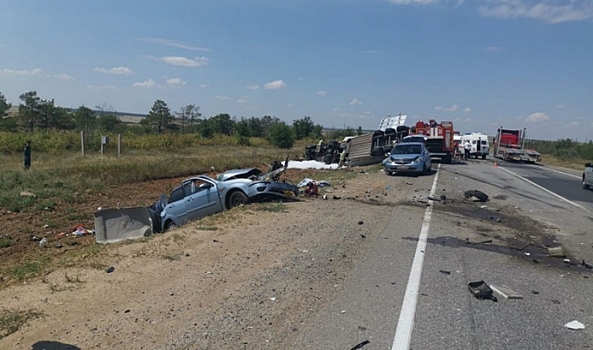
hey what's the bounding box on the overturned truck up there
[94,162,299,244]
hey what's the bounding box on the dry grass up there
[0,309,43,340]
[539,155,585,171]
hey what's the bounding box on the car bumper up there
[385,162,424,173]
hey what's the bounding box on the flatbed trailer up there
[493,127,541,163]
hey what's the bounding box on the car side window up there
[170,187,185,203]
[472,140,477,144]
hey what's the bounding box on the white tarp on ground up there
[94,207,153,244]
[287,160,339,170]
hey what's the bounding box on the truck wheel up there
[228,190,248,208]
[583,177,590,190]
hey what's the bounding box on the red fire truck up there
[412,119,455,164]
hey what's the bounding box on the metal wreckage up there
[94,158,299,244]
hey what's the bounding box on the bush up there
[268,122,294,149]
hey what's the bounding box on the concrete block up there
[490,285,523,299]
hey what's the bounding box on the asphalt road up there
[292,159,593,350]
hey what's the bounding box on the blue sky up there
[1,0,592,141]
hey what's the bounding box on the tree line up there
[0,91,332,149]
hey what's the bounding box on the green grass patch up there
[35,200,56,211]
[170,233,186,242]
[5,258,49,281]
[196,226,218,231]
[0,238,14,249]
[256,202,288,213]
[0,308,43,340]
[164,253,181,261]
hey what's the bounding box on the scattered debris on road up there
[439,270,451,275]
[464,190,489,202]
[350,340,370,350]
[490,285,523,300]
[106,267,115,273]
[564,321,585,330]
[581,260,593,269]
[468,281,498,302]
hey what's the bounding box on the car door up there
[164,186,190,225]
[185,178,224,221]
[587,165,593,186]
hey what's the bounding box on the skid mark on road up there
[391,163,441,350]
[499,166,592,215]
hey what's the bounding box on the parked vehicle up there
[149,167,299,232]
[583,163,593,189]
[460,133,490,160]
[401,134,428,144]
[411,119,455,164]
[493,127,541,163]
[383,142,431,175]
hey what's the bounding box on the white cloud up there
[525,112,550,123]
[0,68,42,76]
[53,73,76,81]
[464,107,472,112]
[247,85,260,90]
[215,95,230,100]
[94,66,134,75]
[264,80,286,90]
[332,107,341,112]
[87,85,116,90]
[485,46,502,52]
[557,104,566,109]
[148,56,211,67]
[567,121,580,126]
[317,90,328,97]
[435,104,459,111]
[349,98,362,106]
[135,37,210,51]
[199,84,210,89]
[298,77,305,81]
[479,1,593,24]
[132,79,157,88]
[287,103,295,108]
[237,97,249,104]
[166,78,186,88]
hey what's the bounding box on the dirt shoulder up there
[0,167,418,349]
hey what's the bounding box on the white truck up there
[459,133,490,160]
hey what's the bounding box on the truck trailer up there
[493,127,541,163]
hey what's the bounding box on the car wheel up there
[165,220,177,231]
[386,171,393,176]
[424,162,431,175]
[583,177,590,190]
[228,190,248,208]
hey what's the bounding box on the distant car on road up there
[583,163,593,190]
[383,142,431,175]
[400,134,428,144]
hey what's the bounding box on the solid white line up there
[391,163,441,350]
[498,166,593,215]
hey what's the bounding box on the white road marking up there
[498,166,593,215]
[391,163,441,350]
